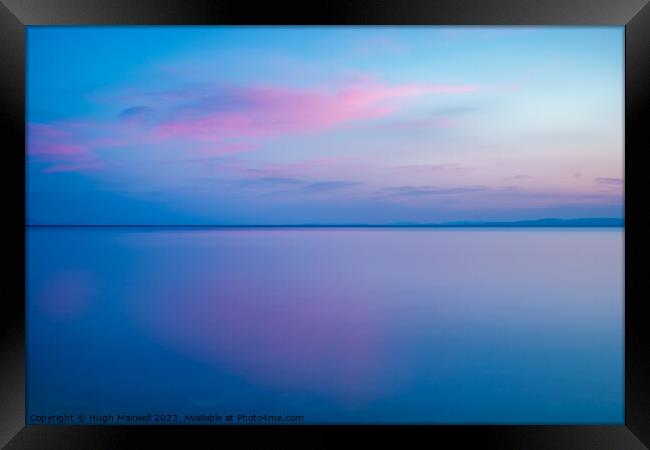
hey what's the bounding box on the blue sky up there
[27,26,624,224]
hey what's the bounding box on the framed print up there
[1,0,649,448]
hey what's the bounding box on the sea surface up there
[26,227,624,424]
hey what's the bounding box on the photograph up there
[1,1,648,448]
[26,26,624,424]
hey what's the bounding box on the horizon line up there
[25,219,624,229]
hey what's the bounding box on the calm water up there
[26,228,624,424]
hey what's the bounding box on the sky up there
[26,26,624,225]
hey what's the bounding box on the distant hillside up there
[439,218,624,227]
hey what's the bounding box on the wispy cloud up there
[380,185,487,197]
[504,175,534,181]
[136,80,479,143]
[594,177,623,185]
[233,176,361,195]
[390,163,470,174]
[373,117,458,131]
[28,77,479,173]
[302,181,360,192]
[27,123,105,173]
[241,177,305,187]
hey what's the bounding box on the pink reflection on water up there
[133,270,385,404]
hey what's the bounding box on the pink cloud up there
[28,123,73,140]
[136,80,479,143]
[28,122,105,172]
[28,123,82,157]
[28,77,479,172]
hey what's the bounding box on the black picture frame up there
[2,0,648,448]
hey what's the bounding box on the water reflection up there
[27,228,624,423]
